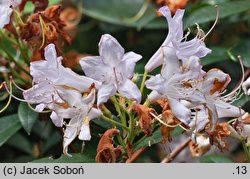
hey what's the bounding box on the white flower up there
[80,34,142,106]
[242,77,250,95]
[145,5,211,72]
[145,47,206,124]
[51,87,102,156]
[0,0,21,28]
[23,43,100,113]
[196,69,244,130]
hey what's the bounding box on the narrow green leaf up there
[185,1,250,28]
[18,102,39,135]
[200,154,233,163]
[0,114,22,147]
[31,153,95,163]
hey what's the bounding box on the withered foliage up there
[96,129,122,163]
[160,110,181,143]
[189,136,211,157]
[206,122,231,151]
[151,99,181,143]
[19,0,49,12]
[132,104,156,136]
[155,0,189,15]
[20,5,72,61]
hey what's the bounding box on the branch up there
[161,138,191,163]
[126,147,146,163]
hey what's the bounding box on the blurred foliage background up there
[0,0,250,163]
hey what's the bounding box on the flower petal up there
[80,56,109,82]
[99,34,124,66]
[168,97,191,124]
[199,69,231,95]
[97,83,116,107]
[147,90,163,101]
[173,38,211,61]
[50,111,63,127]
[89,108,103,120]
[216,99,245,118]
[79,123,91,141]
[23,81,57,104]
[242,77,250,95]
[63,116,81,156]
[161,46,180,79]
[145,74,165,94]
[120,52,142,79]
[117,79,141,103]
[0,6,13,29]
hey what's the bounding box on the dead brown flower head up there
[96,128,122,163]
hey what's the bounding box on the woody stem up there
[161,138,191,163]
[126,147,146,163]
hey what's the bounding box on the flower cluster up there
[0,2,249,162]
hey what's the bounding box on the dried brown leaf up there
[96,129,122,163]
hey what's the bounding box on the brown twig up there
[125,147,146,163]
[161,138,191,163]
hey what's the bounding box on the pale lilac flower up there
[23,43,100,113]
[51,87,102,156]
[145,47,206,124]
[242,77,250,95]
[145,5,211,72]
[23,43,101,132]
[80,34,142,106]
[0,0,21,28]
[196,69,244,130]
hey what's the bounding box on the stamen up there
[39,15,47,50]
[9,76,25,91]
[200,5,220,41]
[223,55,245,98]
[182,28,191,41]
[149,112,181,128]
[0,82,12,113]
[195,23,205,39]
[3,82,28,102]
[27,103,51,113]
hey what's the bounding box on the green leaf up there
[185,1,250,28]
[233,95,250,107]
[18,102,39,135]
[135,129,163,150]
[82,0,157,30]
[6,133,33,154]
[231,41,250,67]
[202,46,229,66]
[23,0,62,14]
[200,154,233,163]
[31,153,95,163]
[0,114,22,147]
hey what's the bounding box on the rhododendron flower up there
[0,0,21,28]
[23,43,100,119]
[145,48,206,124]
[80,34,142,106]
[52,87,102,156]
[196,69,244,130]
[145,5,211,72]
[242,77,250,95]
